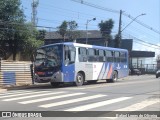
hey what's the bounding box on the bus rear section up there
[75,46,128,83]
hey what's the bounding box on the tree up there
[98,19,114,46]
[57,21,81,42]
[67,21,80,42]
[37,29,46,40]
[0,0,26,60]
[22,23,44,61]
[0,0,44,61]
[57,21,67,41]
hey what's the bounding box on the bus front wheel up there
[75,72,84,86]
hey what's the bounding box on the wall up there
[0,61,32,86]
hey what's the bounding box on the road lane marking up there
[61,87,85,90]
[79,79,159,90]
[115,98,160,111]
[65,97,132,111]
[101,99,160,120]
[0,90,32,96]
[39,94,106,108]
[2,91,66,101]
[19,93,85,104]
[0,91,50,98]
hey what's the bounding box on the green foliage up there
[98,19,114,46]
[0,0,44,60]
[67,21,78,30]
[20,23,44,61]
[57,21,68,40]
[57,20,80,42]
[37,30,46,40]
[0,0,26,60]
[67,21,80,41]
[23,37,43,61]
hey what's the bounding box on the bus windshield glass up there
[35,45,62,68]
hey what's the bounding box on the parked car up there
[156,70,160,78]
[131,68,141,75]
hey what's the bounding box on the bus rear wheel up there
[75,72,84,86]
[108,71,118,83]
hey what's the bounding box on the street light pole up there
[121,13,146,32]
[86,18,96,44]
[116,13,146,48]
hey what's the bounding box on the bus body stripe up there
[107,64,112,79]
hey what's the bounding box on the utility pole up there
[117,10,122,48]
[31,0,39,26]
[86,18,96,44]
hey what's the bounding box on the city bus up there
[34,42,129,87]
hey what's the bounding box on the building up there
[44,30,155,71]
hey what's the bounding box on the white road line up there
[101,99,160,120]
[39,94,106,108]
[0,90,35,96]
[65,97,132,111]
[3,91,66,101]
[0,91,50,98]
[115,98,160,111]
[80,79,158,90]
[19,93,85,104]
[61,87,85,90]
[0,90,30,95]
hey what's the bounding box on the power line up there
[122,13,160,34]
[122,34,160,49]
[71,0,160,35]
[1,19,159,48]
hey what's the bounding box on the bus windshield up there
[35,45,62,68]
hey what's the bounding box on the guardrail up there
[0,61,32,86]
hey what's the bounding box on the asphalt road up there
[0,75,160,120]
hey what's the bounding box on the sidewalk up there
[0,87,7,93]
[0,83,51,92]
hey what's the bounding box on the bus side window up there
[88,48,97,62]
[106,50,113,62]
[120,52,127,63]
[98,49,105,62]
[64,46,76,65]
[78,47,87,62]
[114,51,120,62]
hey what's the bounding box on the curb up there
[3,83,50,91]
[0,88,7,93]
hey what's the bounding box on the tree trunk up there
[13,34,18,61]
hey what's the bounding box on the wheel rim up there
[77,74,83,83]
[113,72,117,81]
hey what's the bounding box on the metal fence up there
[130,63,157,74]
[0,60,32,86]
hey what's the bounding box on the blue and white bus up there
[34,42,129,87]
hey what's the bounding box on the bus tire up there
[75,72,84,86]
[108,71,118,83]
[50,82,61,87]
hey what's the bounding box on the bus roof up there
[40,42,128,52]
